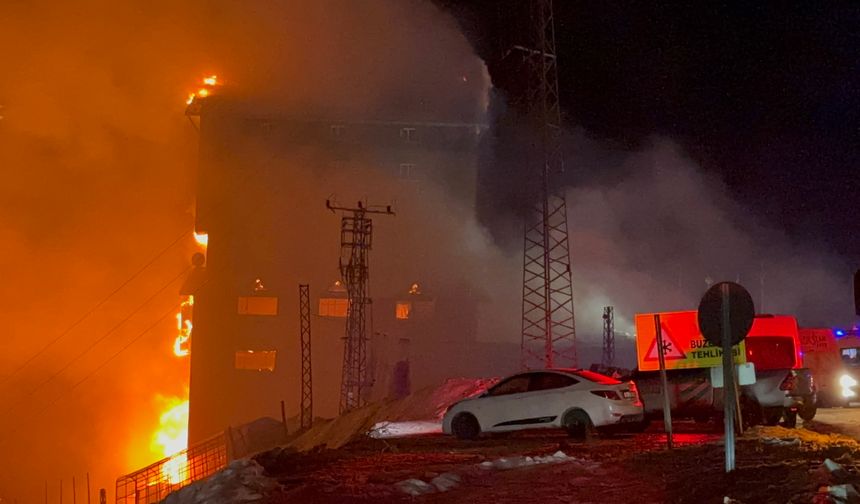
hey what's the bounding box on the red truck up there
[632,312,815,427]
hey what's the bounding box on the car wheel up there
[782,409,797,428]
[451,413,480,440]
[762,407,782,426]
[799,403,817,422]
[563,409,594,441]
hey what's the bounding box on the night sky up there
[438,1,860,262]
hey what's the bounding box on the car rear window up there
[567,370,621,385]
[746,336,796,370]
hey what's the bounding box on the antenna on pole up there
[502,0,577,369]
[602,306,615,368]
[326,201,394,413]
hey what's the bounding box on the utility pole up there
[505,0,576,369]
[326,200,394,413]
[298,284,313,429]
[602,306,615,368]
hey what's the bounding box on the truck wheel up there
[782,409,798,428]
[762,407,782,426]
[799,403,817,422]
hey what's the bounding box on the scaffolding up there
[299,284,313,429]
[326,200,393,413]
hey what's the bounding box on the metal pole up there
[280,400,288,438]
[721,283,736,472]
[86,473,90,504]
[44,481,47,504]
[654,314,673,449]
[59,479,63,504]
[72,476,76,504]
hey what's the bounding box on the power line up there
[0,266,190,421]
[0,300,182,449]
[0,230,190,391]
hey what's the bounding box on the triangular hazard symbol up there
[644,325,687,361]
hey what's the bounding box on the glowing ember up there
[151,397,189,484]
[203,75,218,86]
[185,93,196,105]
[197,88,210,98]
[193,231,208,248]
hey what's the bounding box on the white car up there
[442,369,644,440]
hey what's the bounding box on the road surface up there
[806,405,860,438]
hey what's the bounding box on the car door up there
[510,372,579,428]
[473,373,532,431]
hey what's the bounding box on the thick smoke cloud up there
[565,137,854,367]
[0,0,488,501]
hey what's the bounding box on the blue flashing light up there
[836,329,846,337]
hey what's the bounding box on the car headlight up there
[839,374,857,388]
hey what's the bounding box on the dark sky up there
[437,1,860,262]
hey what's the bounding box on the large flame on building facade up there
[150,397,190,484]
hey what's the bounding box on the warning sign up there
[635,311,746,372]
[643,326,687,361]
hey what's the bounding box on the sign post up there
[720,283,736,471]
[654,314,673,449]
[697,281,755,474]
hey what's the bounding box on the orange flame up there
[151,397,189,484]
[173,295,193,357]
[193,232,208,248]
[203,75,218,86]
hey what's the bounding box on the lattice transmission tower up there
[326,200,394,413]
[602,306,615,368]
[504,0,577,369]
[298,284,313,429]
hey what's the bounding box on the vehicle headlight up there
[839,374,857,388]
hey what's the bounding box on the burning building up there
[185,86,491,443]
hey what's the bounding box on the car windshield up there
[746,336,796,370]
[566,370,621,385]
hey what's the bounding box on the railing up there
[115,433,227,504]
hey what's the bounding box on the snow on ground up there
[394,450,599,496]
[162,459,279,504]
[288,377,498,451]
[367,420,442,439]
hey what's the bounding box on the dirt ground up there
[253,418,860,504]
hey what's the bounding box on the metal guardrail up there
[115,433,227,504]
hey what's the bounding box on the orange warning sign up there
[635,311,746,371]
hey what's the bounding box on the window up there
[237,296,278,316]
[396,301,411,320]
[235,350,277,371]
[842,348,860,366]
[529,373,577,391]
[399,163,417,180]
[567,369,621,385]
[487,375,530,396]
[745,336,797,370]
[399,127,417,142]
[319,298,348,318]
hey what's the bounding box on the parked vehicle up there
[799,327,850,407]
[633,312,815,427]
[442,369,644,440]
[836,331,860,401]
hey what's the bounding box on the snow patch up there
[163,459,279,504]
[367,420,442,439]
